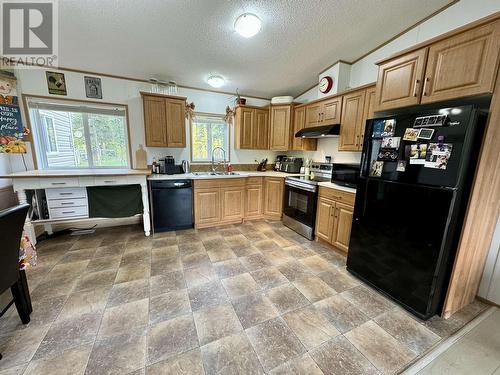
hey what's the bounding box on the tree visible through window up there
[191,115,229,162]
[28,99,130,169]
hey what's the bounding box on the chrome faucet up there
[211,147,227,173]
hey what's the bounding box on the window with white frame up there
[27,98,130,169]
[191,114,229,163]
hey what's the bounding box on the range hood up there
[295,124,340,138]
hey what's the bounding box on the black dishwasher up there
[150,180,193,233]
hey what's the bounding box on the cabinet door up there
[269,106,291,151]
[165,99,186,147]
[291,106,305,151]
[143,96,167,147]
[339,90,366,151]
[374,48,428,111]
[322,97,342,125]
[194,189,220,226]
[221,187,244,223]
[358,86,377,151]
[331,202,354,253]
[254,109,269,150]
[315,197,334,243]
[305,103,321,127]
[237,107,254,149]
[245,185,263,218]
[422,20,500,104]
[264,178,283,217]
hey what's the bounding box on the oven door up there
[283,180,318,228]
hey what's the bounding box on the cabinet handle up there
[51,182,66,185]
[422,77,430,96]
[360,134,364,148]
[412,79,420,97]
[62,211,76,214]
[335,208,339,218]
[103,180,116,183]
[59,192,73,195]
[355,134,359,147]
[60,202,74,205]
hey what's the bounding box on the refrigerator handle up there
[360,120,371,177]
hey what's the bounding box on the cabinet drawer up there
[47,198,88,209]
[49,206,89,219]
[40,178,80,188]
[319,187,355,206]
[246,177,263,185]
[46,187,87,200]
[94,176,128,186]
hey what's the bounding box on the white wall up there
[349,0,500,87]
[0,154,12,187]
[14,67,280,170]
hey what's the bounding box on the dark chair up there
[0,204,32,327]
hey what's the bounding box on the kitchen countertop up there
[318,181,357,194]
[147,171,302,180]
[1,169,152,179]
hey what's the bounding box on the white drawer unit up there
[48,206,89,219]
[94,176,129,186]
[45,187,87,200]
[40,177,80,189]
[46,187,89,220]
[47,198,88,209]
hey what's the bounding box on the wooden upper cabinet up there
[235,106,254,149]
[374,48,428,111]
[165,98,186,148]
[291,106,317,151]
[142,92,186,148]
[234,106,268,150]
[322,96,342,125]
[143,95,167,147]
[269,105,292,151]
[339,89,366,151]
[305,103,321,127]
[254,109,269,150]
[358,85,377,151]
[421,20,500,104]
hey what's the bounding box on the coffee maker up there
[274,155,287,171]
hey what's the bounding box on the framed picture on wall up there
[46,71,67,95]
[84,76,102,99]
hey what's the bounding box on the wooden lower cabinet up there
[263,177,284,219]
[315,187,355,253]
[194,179,245,228]
[194,189,220,227]
[331,202,354,253]
[221,187,245,223]
[245,177,264,220]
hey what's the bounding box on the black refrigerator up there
[346,102,488,320]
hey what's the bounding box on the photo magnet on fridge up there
[377,148,399,161]
[417,128,435,140]
[425,143,453,170]
[372,120,385,138]
[369,160,384,177]
[396,160,407,172]
[381,119,396,137]
[408,143,427,165]
[403,128,419,141]
[381,136,400,149]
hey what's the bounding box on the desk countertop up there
[1,169,152,179]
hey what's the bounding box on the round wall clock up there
[319,76,334,93]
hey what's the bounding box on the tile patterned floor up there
[0,220,489,375]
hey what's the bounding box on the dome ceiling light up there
[234,13,262,38]
[207,75,225,88]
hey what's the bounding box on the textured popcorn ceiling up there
[58,0,453,98]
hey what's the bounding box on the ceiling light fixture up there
[207,75,225,88]
[234,13,262,38]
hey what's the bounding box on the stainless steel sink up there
[192,172,239,176]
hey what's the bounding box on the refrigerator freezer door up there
[347,178,455,318]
